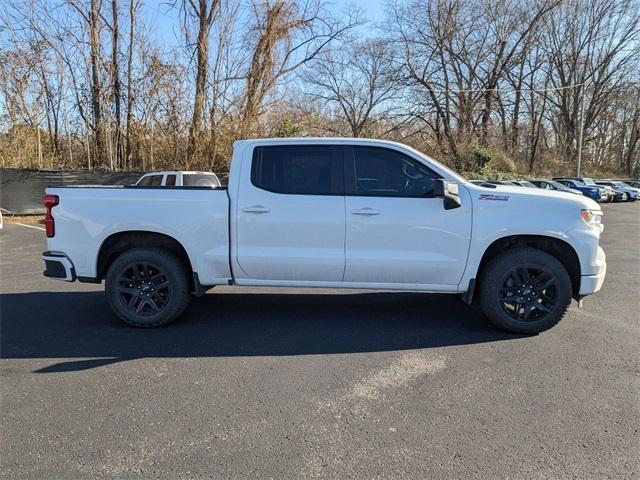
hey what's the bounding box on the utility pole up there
[576,85,586,177]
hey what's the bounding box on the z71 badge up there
[479,194,509,201]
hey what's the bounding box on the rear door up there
[343,145,472,286]
[235,144,346,282]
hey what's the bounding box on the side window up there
[251,145,343,195]
[349,146,439,197]
[137,175,152,186]
[150,175,163,186]
[166,174,177,186]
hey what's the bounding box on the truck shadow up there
[0,291,524,372]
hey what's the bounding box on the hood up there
[465,182,600,210]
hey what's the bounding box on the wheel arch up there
[96,231,195,287]
[474,235,581,300]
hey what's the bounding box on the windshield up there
[582,178,596,186]
[549,180,569,189]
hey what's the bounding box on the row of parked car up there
[470,177,640,203]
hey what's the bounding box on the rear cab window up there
[251,145,343,195]
[183,173,221,188]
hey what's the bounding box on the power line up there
[425,82,587,94]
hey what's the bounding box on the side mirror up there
[434,179,462,210]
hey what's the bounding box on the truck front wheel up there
[105,247,191,327]
[479,247,572,334]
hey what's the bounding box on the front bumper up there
[613,192,627,202]
[42,251,76,282]
[579,246,606,295]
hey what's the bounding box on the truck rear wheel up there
[105,247,191,327]
[479,247,572,334]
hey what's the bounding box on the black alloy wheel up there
[497,265,557,323]
[116,262,171,316]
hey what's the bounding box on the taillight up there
[44,194,59,238]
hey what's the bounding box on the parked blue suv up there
[552,178,604,202]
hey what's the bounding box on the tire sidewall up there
[480,248,572,334]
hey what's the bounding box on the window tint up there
[166,174,177,186]
[183,173,220,187]
[150,175,163,186]
[251,145,342,195]
[350,146,439,197]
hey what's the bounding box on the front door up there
[235,144,346,282]
[343,146,472,286]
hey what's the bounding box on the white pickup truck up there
[42,138,606,333]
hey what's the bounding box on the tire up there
[479,247,572,334]
[105,247,191,327]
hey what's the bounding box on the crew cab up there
[42,138,607,334]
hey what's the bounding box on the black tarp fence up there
[0,168,142,215]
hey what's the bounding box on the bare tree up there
[111,0,123,168]
[238,0,359,138]
[303,40,398,137]
[125,0,139,168]
[182,0,221,159]
[1,0,638,177]
[89,0,105,166]
[543,0,640,164]
[475,0,560,146]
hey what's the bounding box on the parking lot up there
[1,203,638,479]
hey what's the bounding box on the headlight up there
[581,209,603,231]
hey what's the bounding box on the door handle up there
[351,208,380,215]
[242,205,271,213]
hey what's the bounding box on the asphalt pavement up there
[1,203,638,479]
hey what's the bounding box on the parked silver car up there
[529,179,585,196]
[596,180,639,202]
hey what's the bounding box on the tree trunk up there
[187,0,220,160]
[125,0,136,169]
[479,86,495,147]
[112,0,123,169]
[89,0,104,167]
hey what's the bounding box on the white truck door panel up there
[344,146,472,285]
[345,196,471,285]
[235,144,346,281]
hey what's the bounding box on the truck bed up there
[45,186,232,285]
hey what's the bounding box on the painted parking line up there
[14,223,46,231]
